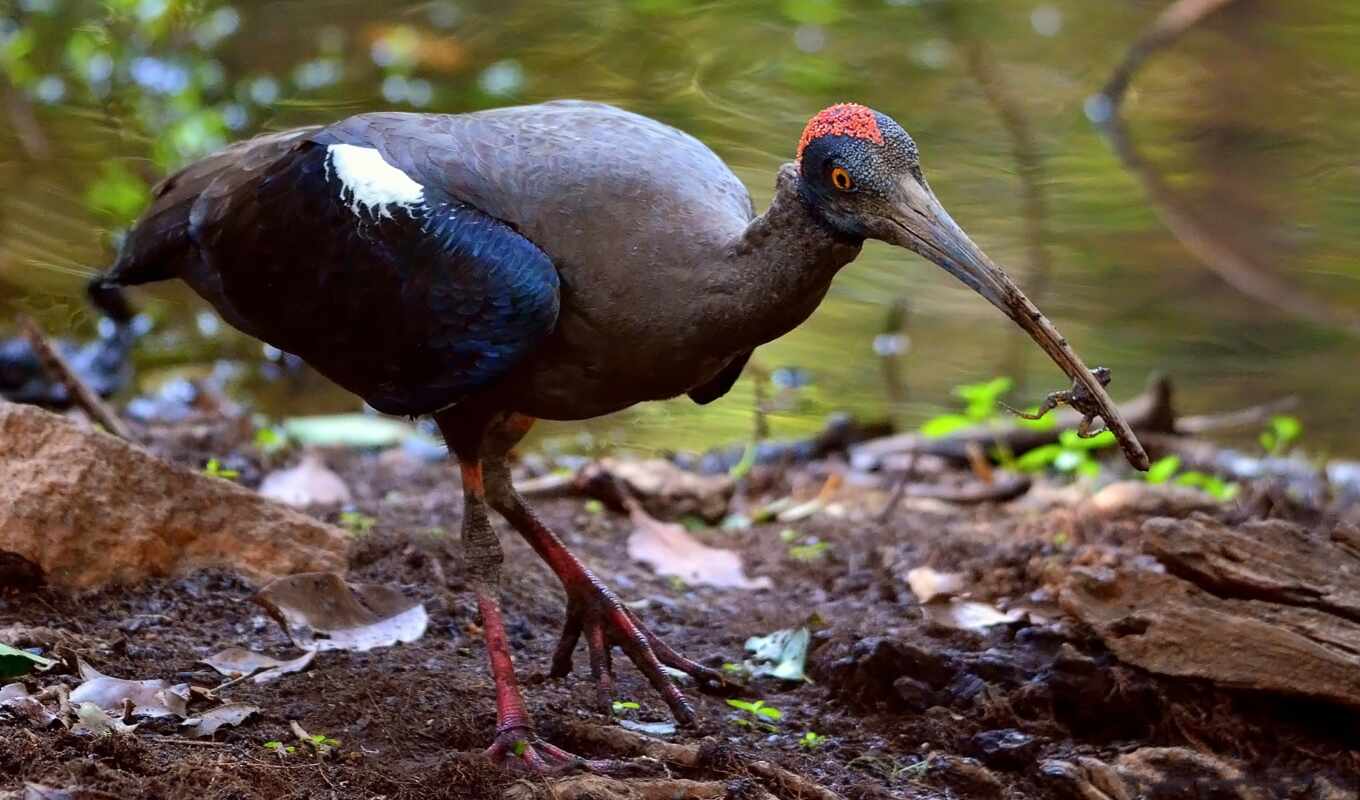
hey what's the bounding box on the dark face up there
[796,104,1148,470]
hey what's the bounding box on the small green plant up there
[920,377,1013,438]
[202,458,239,480]
[1175,471,1240,502]
[799,731,828,750]
[668,575,688,592]
[1014,429,1115,478]
[727,698,782,732]
[788,540,830,562]
[511,739,528,758]
[263,740,296,755]
[1144,455,1181,484]
[611,700,640,715]
[306,733,341,752]
[1260,415,1302,456]
[778,528,799,543]
[722,662,747,675]
[252,424,287,454]
[338,511,376,535]
[584,498,605,514]
[1140,455,1238,501]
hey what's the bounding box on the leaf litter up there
[252,572,428,652]
[200,646,316,684]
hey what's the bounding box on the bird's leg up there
[482,414,732,725]
[452,448,617,775]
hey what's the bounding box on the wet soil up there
[3,440,1359,799]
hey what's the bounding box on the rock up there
[969,728,1040,770]
[1083,481,1218,518]
[0,401,349,590]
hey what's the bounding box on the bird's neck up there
[716,164,863,349]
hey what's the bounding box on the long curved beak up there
[884,175,1149,470]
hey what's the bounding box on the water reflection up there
[2,0,1357,454]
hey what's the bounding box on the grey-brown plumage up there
[104,99,1146,773]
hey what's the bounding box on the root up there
[563,722,845,800]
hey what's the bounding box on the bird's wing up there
[687,350,752,405]
[117,130,560,417]
[308,102,757,268]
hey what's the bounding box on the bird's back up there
[107,101,757,417]
[313,100,756,273]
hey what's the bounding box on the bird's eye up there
[829,166,854,192]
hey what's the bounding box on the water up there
[2,0,1358,456]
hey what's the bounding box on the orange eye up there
[830,166,853,191]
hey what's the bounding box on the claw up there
[547,571,740,729]
[485,726,625,776]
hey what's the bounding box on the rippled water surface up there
[2,0,1358,455]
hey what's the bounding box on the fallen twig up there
[503,776,740,800]
[564,722,846,800]
[18,315,131,439]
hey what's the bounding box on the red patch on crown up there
[796,103,884,162]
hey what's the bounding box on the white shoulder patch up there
[326,143,425,218]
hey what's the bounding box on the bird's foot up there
[550,572,739,725]
[484,725,634,775]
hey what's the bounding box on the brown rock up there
[0,401,349,590]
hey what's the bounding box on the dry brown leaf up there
[182,702,259,737]
[626,510,770,590]
[258,453,353,508]
[921,599,1024,632]
[200,647,316,684]
[70,660,188,718]
[0,682,57,727]
[254,573,427,652]
[906,567,967,604]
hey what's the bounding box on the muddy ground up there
[3,430,1360,799]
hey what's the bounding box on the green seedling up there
[1014,429,1115,478]
[511,739,528,757]
[1260,415,1302,456]
[799,731,828,750]
[726,698,783,729]
[1175,471,1240,502]
[263,740,296,755]
[202,458,239,480]
[0,643,55,679]
[778,528,799,543]
[722,662,747,675]
[1144,455,1181,484]
[728,440,758,479]
[611,700,641,715]
[788,541,830,562]
[668,575,688,592]
[920,376,1013,438]
[252,424,287,454]
[584,499,605,514]
[338,511,376,535]
[306,733,341,752]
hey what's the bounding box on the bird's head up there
[796,103,1148,470]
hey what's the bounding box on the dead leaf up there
[200,647,316,684]
[70,660,188,717]
[182,702,259,737]
[254,573,427,652]
[921,599,1024,632]
[71,701,138,735]
[0,682,57,726]
[258,453,353,508]
[578,458,734,522]
[743,627,810,681]
[906,567,967,604]
[626,510,770,590]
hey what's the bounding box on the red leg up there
[481,416,734,724]
[449,454,620,775]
